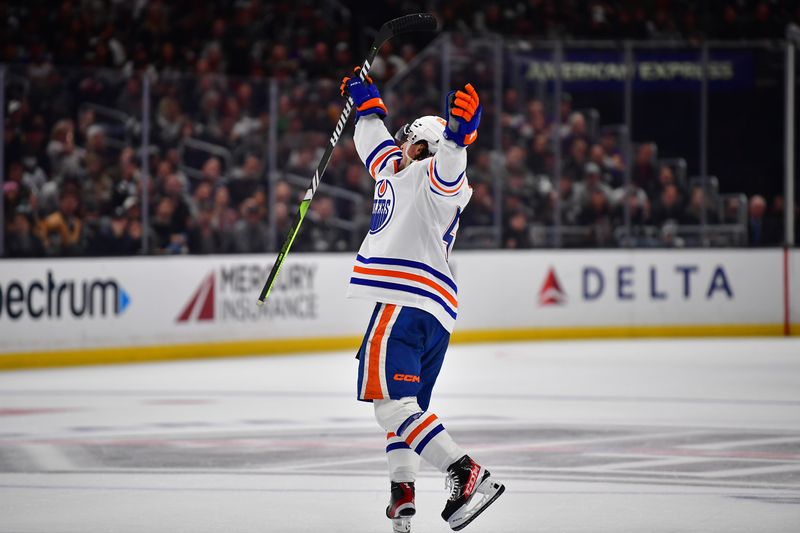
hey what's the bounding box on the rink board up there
[0,249,796,368]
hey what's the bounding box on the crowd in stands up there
[4,1,797,73]
[2,1,796,257]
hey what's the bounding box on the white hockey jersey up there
[346,115,472,332]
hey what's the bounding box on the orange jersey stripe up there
[405,414,438,446]
[366,304,395,399]
[353,266,457,308]
[428,158,463,194]
[370,147,401,178]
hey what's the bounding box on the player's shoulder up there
[422,156,469,200]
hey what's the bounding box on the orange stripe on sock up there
[365,304,395,400]
[405,414,438,446]
[387,432,397,439]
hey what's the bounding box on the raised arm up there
[355,117,402,180]
[341,67,402,180]
[427,83,482,198]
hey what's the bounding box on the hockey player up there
[340,67,505,532]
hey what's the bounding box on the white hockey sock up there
[386,432,420,482]
[374,398,465,473]
[395,411,465,473]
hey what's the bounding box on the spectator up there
[191,182,214,215]
[503,145,551,218]
[37,190,85,256]
[562,112,589,153]
[228,154,262,205]
[461,182,495,228]
[188,206,227,254]
[651,184,684,227]
[6,206,44,257]
[21,154,48,199]
[649,164,680,200]
[85,125,112,168]
[563,138,589,182]
[299,196,349,252]
[156,96,184,146]
[526,134,551,176]
[150,197,187,255]
[598,130,625,183]
[212,186,238,235]
[588,143,613,184]
[553,175,583,225]
[556,93,573,139]
[519,99,548,139]
[467,149,495,186]
[82,153,114,215]
[682,187,719,225]
[574,162,613,209]
[338,164,370,221]
[632,143,657,192]
[578,189,614,247]
[3,162,31,220]
[503,211,532,249]
[231,197,270,253]
[199,157,225,189]
[722,196,744,224]
[748,195,781,246]
[111,148,140,211]
[89,207,140,256]
[252,188,269,220]
[272,202,292,245]
[161,173,192,234]
[612,185,650,227]
[46,119,83,179]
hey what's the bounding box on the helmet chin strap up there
[399,141,414,170]
[398,141,429,170]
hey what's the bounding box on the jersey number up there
[443,207,461,261]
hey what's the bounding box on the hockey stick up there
[257,13,438,305]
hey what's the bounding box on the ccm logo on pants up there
[394,374,421,383]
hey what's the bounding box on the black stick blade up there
[383,13,438,37]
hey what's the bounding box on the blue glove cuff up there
[347,77,387,119]
[443,103,482,147]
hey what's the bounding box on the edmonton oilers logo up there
[369,179,395,234]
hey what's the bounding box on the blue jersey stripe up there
[386,441,411,452]
[350,278,457,320]
[429,186,451,197]
[379,151,402,173]
[433,161,465,188]
[355,255,457,292]
[414,424,445,454]
[365,139,396,171]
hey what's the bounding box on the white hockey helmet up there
[395,115,447,156]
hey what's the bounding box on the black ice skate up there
[441,455,505,531]
[386,481,415,533]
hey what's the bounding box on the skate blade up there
[391,517,411,533]
[448,477,505,531]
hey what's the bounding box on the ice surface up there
[1,338,799,532]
